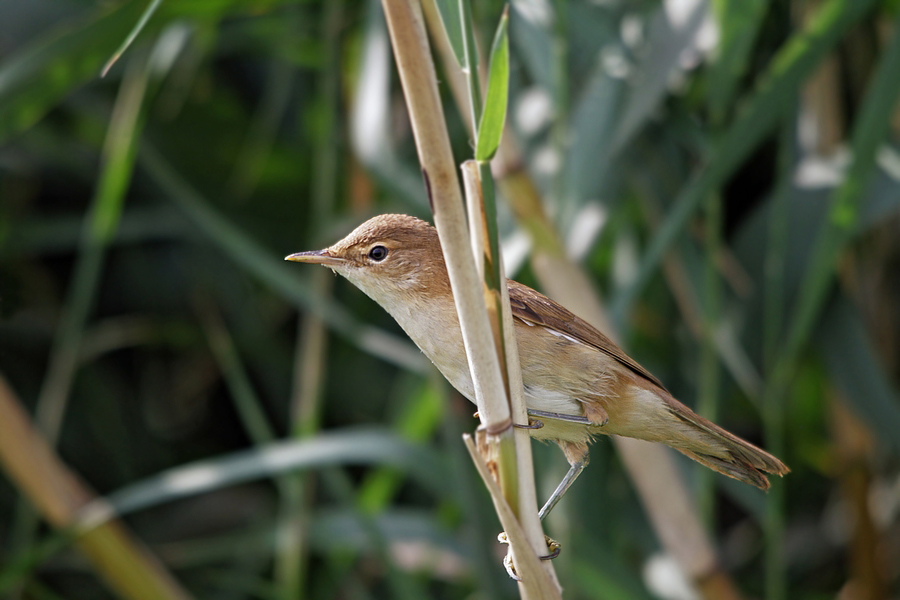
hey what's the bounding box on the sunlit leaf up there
[475,7,509,162]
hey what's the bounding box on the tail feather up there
[664,398,789,491]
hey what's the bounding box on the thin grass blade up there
[101,0,165,76]
[474,6,509,162]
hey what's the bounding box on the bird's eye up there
[368,245,388,261]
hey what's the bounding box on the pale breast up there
[383,298,476,401]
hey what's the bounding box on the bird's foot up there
[497,532,561,580]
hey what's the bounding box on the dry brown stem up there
[0,374,193,600]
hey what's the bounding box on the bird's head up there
[285,214,450,307]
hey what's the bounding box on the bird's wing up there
[507,280,668,392]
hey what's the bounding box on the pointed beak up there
[284,250,346,266]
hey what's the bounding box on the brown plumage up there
[286,214,788,498]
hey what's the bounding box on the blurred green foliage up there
[1,0,900,598]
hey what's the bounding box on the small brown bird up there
[287,214,788,518]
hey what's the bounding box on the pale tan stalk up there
[0,374,193,600]
[464,436,562,599]
[379,1,559,594]
[462,161,552,589]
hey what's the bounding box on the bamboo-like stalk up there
[0,374,193,600]
[462,160,550,586]
[378,1,559,595]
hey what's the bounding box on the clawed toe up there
[498,532,562,580]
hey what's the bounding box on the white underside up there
[523,384,582,416]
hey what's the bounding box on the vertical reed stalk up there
[697,192,722,525]
[762,103,796,600]
[379,1,559,595]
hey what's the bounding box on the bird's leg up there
[538,459,588,520]
[538,442,590,520]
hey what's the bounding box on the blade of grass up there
[197,302,277,445]
[0,532,78,592]
[820,295,900,456]
[462,10,556,586]
[561,58,623,226]
[101,0,165,76]
[319,470,426,600]
[460,11,531,548]
[350,2,429,210]
[227,54,295,202]
[627,156,765,399]
[610,0,708,154]
[611,0,879,323]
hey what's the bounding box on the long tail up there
[659,394,789,490]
